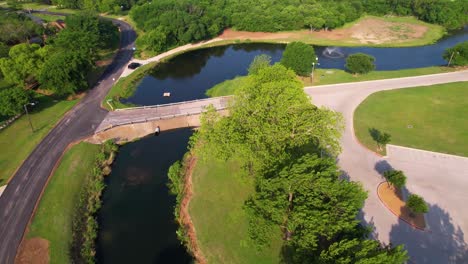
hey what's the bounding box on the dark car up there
[128,62,142,69]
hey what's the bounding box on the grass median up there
[27,142,100,263]
[0,95,77,184]
[206,66,455,97]
[354,82,468,156]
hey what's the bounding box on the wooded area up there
[0,11,118,117]
[130,0,467,54]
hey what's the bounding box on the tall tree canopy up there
[195,64,343,173]
[192,63,408,263]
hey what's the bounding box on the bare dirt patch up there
[377,182,426,229]
[15,237,50,264]
[219,17,428,45]
[180,155,207,264]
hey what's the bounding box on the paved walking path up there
[120,38,222,78]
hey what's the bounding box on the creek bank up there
[70,141,118,263]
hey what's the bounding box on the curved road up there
[306,72,468,263]
[0,12,136,263]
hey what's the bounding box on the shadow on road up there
[390,203,468,263]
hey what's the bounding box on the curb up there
[376,182,427,232]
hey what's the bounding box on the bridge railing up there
[114,96,232,111]
[96,103,229,133]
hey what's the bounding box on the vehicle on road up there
[128,62,142,69]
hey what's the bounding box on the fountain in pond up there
[322,47,345,59]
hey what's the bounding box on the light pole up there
[24,102,35,133]
[310,56,319,84]
[447,51,459,67]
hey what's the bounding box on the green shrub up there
[407,194,429,214]
[70,141,118,264]
[345,53,376,74]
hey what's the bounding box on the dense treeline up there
[364,0,468,30]
[189,63,408,262]
[0,10,42,45]
[130,0,467,54]
[70,141,118,264]
[0,11,118,117]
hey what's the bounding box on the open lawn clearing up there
[189,155,283,263]
[220,16,445,48]
[0,95,77,183]
[26,142,100,264]
[354,82,468,156]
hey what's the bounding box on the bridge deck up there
[96,96,230,133]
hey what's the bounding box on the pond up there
[123,26,468,106]
[97,129,194,264]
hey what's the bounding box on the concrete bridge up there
[88,71,468,144]
[88,96,230,143]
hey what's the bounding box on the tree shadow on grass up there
[390,203,468,263]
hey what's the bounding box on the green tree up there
[383,170,407,189]
[280,42,316,76]
[369,128,391,151]
[443,41,468,66]
[39,49,92,95]
[0,42,9,58]
[196,64,343,173]
[346,53,376,74]
[248,54,271,75]
[319,239,408,264]
[0,43,47,88]
[407,194,429,215]
[0,87,32,116]
[135,27,168,54]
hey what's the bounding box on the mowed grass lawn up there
[0,95,77,184]
[27,142,100,264]
[190,156,283,263]
[354,82,468,156]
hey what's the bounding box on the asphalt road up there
[0,12,136,263]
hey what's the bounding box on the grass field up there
[205,76,247,97]
[27,142,100,264]
[304,66,455,86]
[190,156,283,263]
[206,67,455,97]
[354,82,468,156]
[0,95,77,183]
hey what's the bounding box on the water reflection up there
[97,129,194,264]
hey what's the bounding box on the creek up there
[97,129,194,264]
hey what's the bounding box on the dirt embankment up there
[220,17,429,45]
[180,155,207,264]
[15,237,49,264]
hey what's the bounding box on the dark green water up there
[97,129,194,264]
